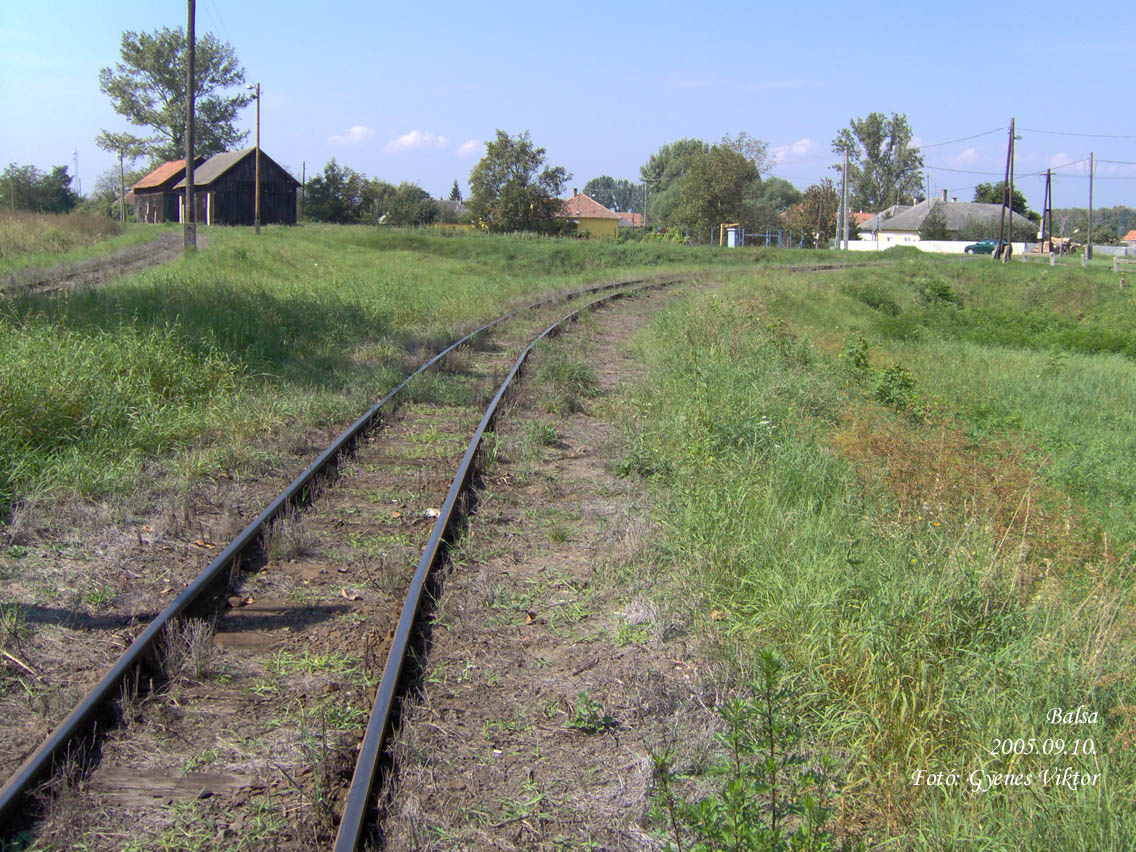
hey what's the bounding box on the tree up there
[448,180,463,203]
[782,179,839,248]
[719,131,770,177]
[77,165,148,218]
[468,130,570,233]
[671,145,761,234]
[745,176,803,231]
[919,205,949,240]
[305,159,369,224]
[973,182,1032,218]
[381,183,439,226]
[0,163,79,213]
[832,113,924,211]
[95,130,148,222]
[99,27,252,162]
[583,176,642,213]
[640,138,709,225]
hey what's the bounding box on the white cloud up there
[1050,151,1073,168]
[385,130,448,152]
[948,147,979,166]
[457,139,482,157]
[327,125,374,146]
[770,138,817,165]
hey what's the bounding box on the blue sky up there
[2,0,1132,211]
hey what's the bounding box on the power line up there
[920,127,1005,149]
[924,164,1007,176]
[1022,127,1136,140]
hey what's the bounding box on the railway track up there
[2,260,868,848]
[0,275,676,849]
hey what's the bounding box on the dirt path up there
[381,285,720,850]
[2,231,190,296]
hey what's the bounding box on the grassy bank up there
[0,225,868,514]
[622,257,1135,848]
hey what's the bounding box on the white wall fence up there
[842,240,1029,255]
[842,239,1134,257]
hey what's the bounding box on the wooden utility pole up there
[251,83,261,235]
[994,118,1013,260]
[1042,169,1052,251]
[841,149,850,249]
[300,160,305,222]
[118,152,126,224]
[1087,152,1095,261]
[184,0,197,253]
[1004,120,1017,263]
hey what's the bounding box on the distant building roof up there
[618,211,643,227]
[132,159,191,190]
[1122,229,1136,243]
[852,211,875,226]
[864,199,1036,234]
[559,192,620,219]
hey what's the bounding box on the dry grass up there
[0,210,123,259]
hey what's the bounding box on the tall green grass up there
[623,277,1135,848]
[0,225,868,513]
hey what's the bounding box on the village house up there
[558,190,621,238]
[171,147,300,226]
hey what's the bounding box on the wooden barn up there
[131,157,204,223]
[171,147,300,226]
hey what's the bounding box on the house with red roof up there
[1121,229,1136,246]
[558,190,621,238]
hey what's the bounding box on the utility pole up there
[118,150,126,224]
[994,118,1013,260]
[1004,120,1018,264]
[184,0,197,253]
[300,160,305,222]
[248,83,261,234]
[1087,152,1095,262]
[1042,169,1052,251]
[841,149,850,249]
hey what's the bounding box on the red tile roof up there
[619,212,643,227]
[132,159,189,190]
[852,211,875,225]
[559,193,620,219]
[1123,229,1136,242]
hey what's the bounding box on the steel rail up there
[333,278,674,852]
[0,276,648,833]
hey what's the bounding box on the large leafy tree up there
[719,131,770,177]
[973,182,1032,218]
[305,159,369,224]
[99,27,252,162]
[0,164,79,213]
[381,183,439,227]
[744,176,802,232]
[832,112,924,211]
[582,176,642,213]
[468,130,569,233]
[671,145,761,233]
[640,138,709,225]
